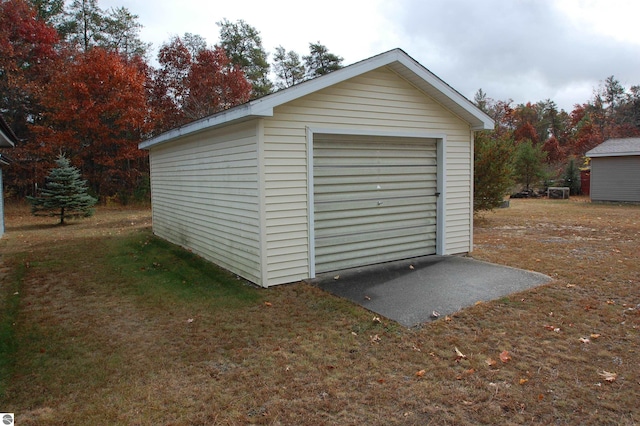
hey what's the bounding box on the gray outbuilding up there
[0,115,17,237]
[140,49,494,287]
[586,138,640,203]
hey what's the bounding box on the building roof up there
[0,115,18,148]
[586,138,640,158]
[140,48,494,150]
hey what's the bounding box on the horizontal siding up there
[149,121,262,285]
[591,156,640,202]
[263,67,473,285]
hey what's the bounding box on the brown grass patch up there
[0,199,638,425]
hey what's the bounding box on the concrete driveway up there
[311,255,551,327]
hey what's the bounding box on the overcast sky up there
[102,0,640,112]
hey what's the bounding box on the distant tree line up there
[0,0,343,202]
[472,77,640,211]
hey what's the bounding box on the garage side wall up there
[262,67,473,286]
[591,156,640,202]
[148,121,263,285]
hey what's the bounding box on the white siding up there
[263,67,473,285]
[148,121,262,285]
[591,156,640,202]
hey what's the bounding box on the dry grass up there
[0,198,638,425]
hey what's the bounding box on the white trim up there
[306,127,316,279]
[307,127,447,140]
[587,151,640,158]
[468,130,474,254]
[139,105,273,150]
[256,119,269,287]
[436,137,446,255]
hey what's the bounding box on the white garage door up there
[313,134,438,273]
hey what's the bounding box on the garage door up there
[313,134,438,273]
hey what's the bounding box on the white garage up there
[140,49,493,287]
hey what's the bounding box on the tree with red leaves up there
[30,47,150,197]
[151,35,251,134]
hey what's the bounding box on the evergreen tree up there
[273,46,305,89]
[562,158,581,195]
[27,155,97,224]
[217,18,272,98]
[303,42,343,79]
[474,131,514,211]
[514,139,547,191]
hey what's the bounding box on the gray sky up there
[103,0,640,112]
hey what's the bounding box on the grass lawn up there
[0,198,638,425]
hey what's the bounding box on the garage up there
[140,48,493,287]
[313,134,438,273]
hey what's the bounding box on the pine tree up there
[27,155,97,224]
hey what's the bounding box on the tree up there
[562,157,581,195]
[513,139,547,191]
[474,131,514,212]
[0,0,59,138]
[27,155,97,224]
[101,6,150,59]
[184,46,252,120]
[217,18,272,98]
[31,47,150,197]
[273,46,305,89]
[303,42,343,78]
[63,0,104,51]
[151,36,252,132]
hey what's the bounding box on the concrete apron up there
[310,255,551,327]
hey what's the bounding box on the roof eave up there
[139,104,274,150]
[587,151,640,158]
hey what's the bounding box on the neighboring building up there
[0,115,18,237]
[586,138,640,203]
[140,49,494,287]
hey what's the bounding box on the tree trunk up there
[60,206,65,225]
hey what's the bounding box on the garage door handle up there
[435,192,441,197]
[377,201,383,205]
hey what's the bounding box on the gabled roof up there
[140,48,494,150]
[0,115,18,148]
[586,138,640,158]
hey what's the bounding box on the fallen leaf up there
[606,300,615,305]
[500,350,511,363]
[264,302,272,307]
[485,358,497,367]
[372,316,382,324]
[364,295,371,301]
[445,315,452,322]
[370,334,381,343]
[415,369,426,377]
[566,284,576,288]
[377,378,386,384]
[412,345,421,352]
[187,318,194,323]
[579,337,590,344]
[543,325,556,331]
[333,275,340,280]
[538,393,544,401]
[590,333,601,339]
[454,347,467,361]
[351,331,358,336]
[475,301,483,305]
[519,378,529,385]
[409,264,415,270]
[431,310,440,319]
[598,370,617,382]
